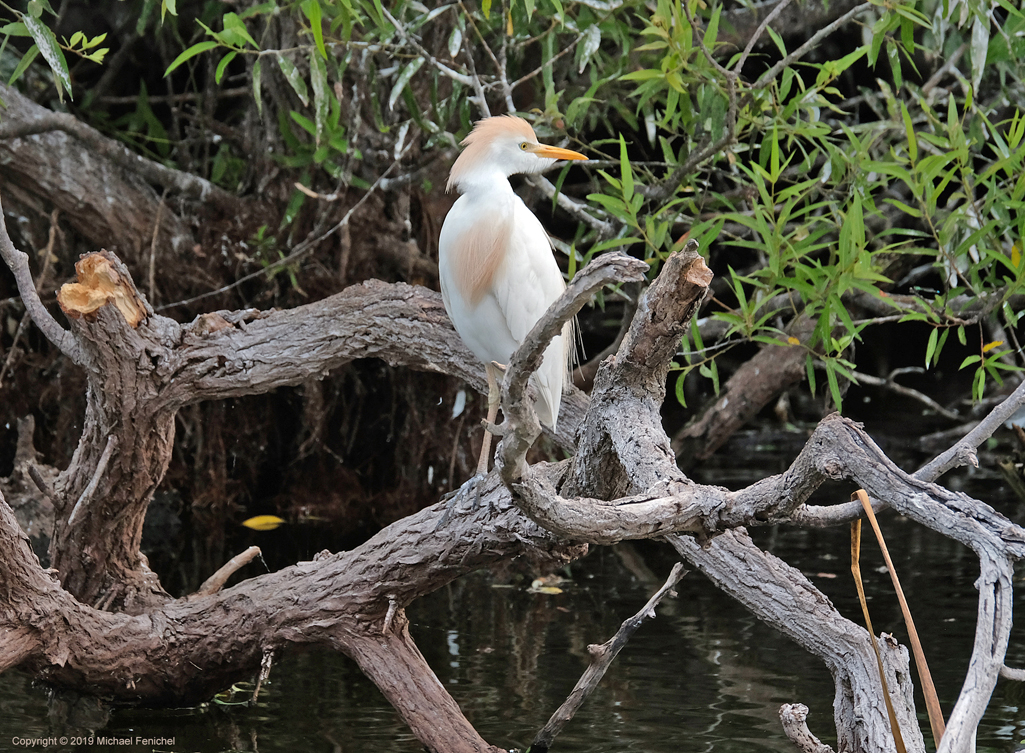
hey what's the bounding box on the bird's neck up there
[449,164,520,196]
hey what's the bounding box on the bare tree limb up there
[0,197,83,364]
[530,562,687,753]
[195,546,263,597]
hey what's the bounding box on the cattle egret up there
[439,115,587,480]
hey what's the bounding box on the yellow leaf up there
[787,336,800,346]
[982,340,1004,353]
[530,585,564,595]
[1013,241,1021,268]
[506,9,513,36]
[242,514,286,531]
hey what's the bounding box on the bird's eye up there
[519,142,530,150]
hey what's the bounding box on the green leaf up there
[826,361,843,412]
[482,0,492,17]
[925,327,939,367]
[900,101,917,163]
[619,134,634,202]
[8,44,39,86]
[0,22,32,37]
[302,0,328,60]
[162,0,177,21]
[215,50,237,85]
[252,58,263,116]
[310,50,328,145]
[164,40,219,76]
[703,5,721,51]
[277,54,309,107]
[222,12,259,49]
[577,24,600,74]
[388,57,424,112]
[23,15,71,101]
[969,13,989,93]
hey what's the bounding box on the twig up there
[752,3,874,90]
[0,209,58,383]
[526,175,615,238]
[498,252,649,485]
[1000,665,1025,682]
[847,368,961,421]
[148,190,167,303]
[96,87,252,105]
[794,376,1025,527]
[922,43,967,96]
[68,435,117,525]
[917,377,1025,481]
[460,30,492,118]
[382,595,399,634]
[194,546,263,597]
[0,196,83,364]
[380,7,474,88]
[28,465,58,504]
[252,647,275,704]
[734,0,796,76]
[779,704,835,753]
[529,563,687,753]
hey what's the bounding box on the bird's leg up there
[435,362,506,528]
[475,361,503,478]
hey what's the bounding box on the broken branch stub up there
[57,253,148,327]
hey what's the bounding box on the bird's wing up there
[491,203,571,428]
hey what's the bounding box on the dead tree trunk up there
[2,202,1024,753]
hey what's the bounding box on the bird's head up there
[447,115,587,193]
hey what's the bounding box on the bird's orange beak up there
[530,144,588,161]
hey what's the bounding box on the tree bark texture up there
[0,83,201,263]
[2,207,1025,753]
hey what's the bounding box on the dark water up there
[3,439,1025,752]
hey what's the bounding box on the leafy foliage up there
[2,0,1023,414]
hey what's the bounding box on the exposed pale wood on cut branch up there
[530,563,687,753]
[58,253,148,327]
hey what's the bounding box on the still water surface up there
[2,442,1025,752]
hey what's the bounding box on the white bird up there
[439,115,587,477]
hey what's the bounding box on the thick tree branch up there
[0,83,240,213]
[0,481,581,750]
[498,251,649,487]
